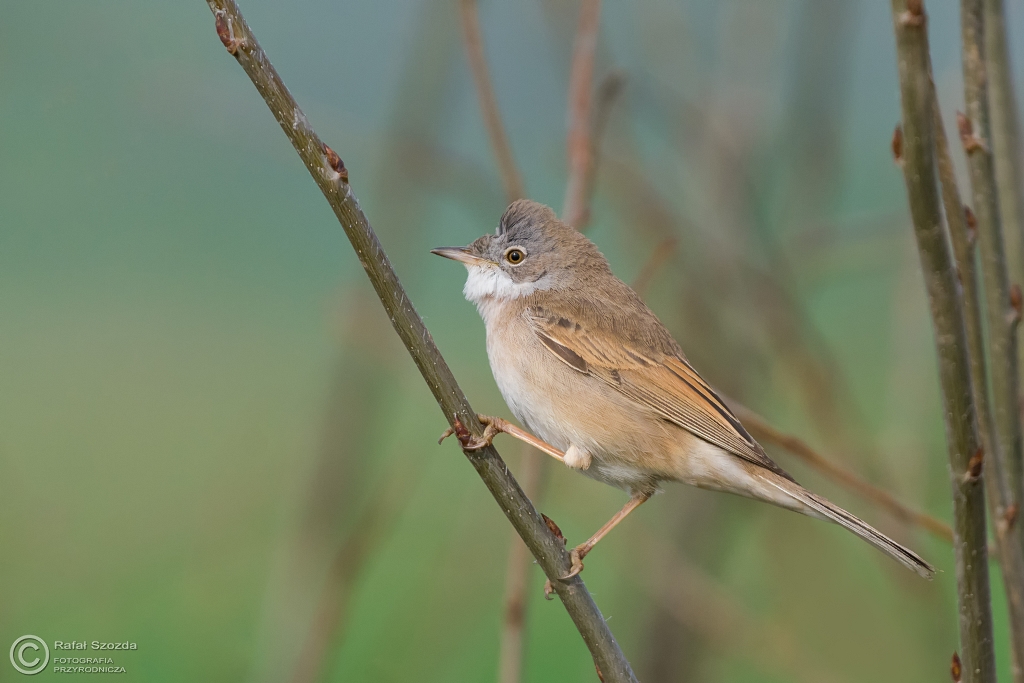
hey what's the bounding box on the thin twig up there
[963,0,1024,524]
[965,0,1024,514]
[935,86,1024,679]
[561,0,602,229]
[960,0,1024,676]
[459,0,526,202]
[890,2,996,681]
[729,401,953,543]
[632,237,678,299]
[572,70,625,232]
[202,3,637,680]
[984,0,1024,308]
[286,294,408,683]
[290,482,405,683]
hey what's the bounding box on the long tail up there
[763,475,936,579]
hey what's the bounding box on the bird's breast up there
[483,309,674,475]
[484,313,574,452]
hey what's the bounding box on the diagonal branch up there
[890,2,996,681]
[632,237,678,299]
[497,444,544,683]
[203,2,637,681]
[459,0,526,202]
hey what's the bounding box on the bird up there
[432,198,934,580]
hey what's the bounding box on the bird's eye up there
[505,248,526,264]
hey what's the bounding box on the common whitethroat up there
[433,199,934,580]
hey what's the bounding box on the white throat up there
[462,264,550,322]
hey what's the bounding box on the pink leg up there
[563,491,652,579]
[439,415,565,463]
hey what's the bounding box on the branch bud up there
[957,112,985,153]
[964,207,978,245]
[322,143,349,182]
[1009,284,1022,327]
[892,125,904,166]
[964,447,984,482]
[900,0,925,27]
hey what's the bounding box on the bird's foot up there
[438,415,566,463]
[561,545,587,579]
[544,550,585,594]
[437,414,511,451]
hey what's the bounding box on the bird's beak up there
[430,246,492,266]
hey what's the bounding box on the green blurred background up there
[2,1,1022,681]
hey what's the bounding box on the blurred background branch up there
[459,0,526,202]
[731,401,954,543]
[561,0,602,230]
[465,1,627,679]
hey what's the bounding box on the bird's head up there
[431,199,610,305]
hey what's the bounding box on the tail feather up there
[764,477,936,579]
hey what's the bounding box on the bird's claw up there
[437,426,455,445]
[561,546,585,579]
[437,415,507,451]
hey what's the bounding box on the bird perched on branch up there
[434,199,934,580]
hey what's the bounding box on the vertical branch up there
[203,2,638,681]
[962,0,1024,509]
[561,0,602,229]
[459,0,526,201]
[935,88,1024,680]
[571,70,625,233]
[290,485,405,683]
[890,2,996,682]
[984,0,1024,300]
[962,0,1024,675]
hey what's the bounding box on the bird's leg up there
[438,415,565,463]
[563,491,652,579]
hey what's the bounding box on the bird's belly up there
[486,324,668,491]
[489,353,572,450]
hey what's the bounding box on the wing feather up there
[528,306,793,480]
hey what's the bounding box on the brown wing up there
[527,306,794,481]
